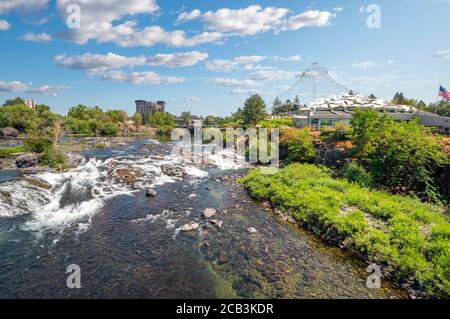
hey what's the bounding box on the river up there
[0,137,407,298]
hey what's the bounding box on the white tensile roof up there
[307,93,413,112]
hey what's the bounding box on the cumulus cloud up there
[186,96,201,103]
[0,0,49,14]
[54,51,208,73]
[210,78,255,88]
[178,6,335,36]
[56,0,222,47]
[273,55,303,62]
[26,85,67,96]
[435,49,450,59]
[177,9,201,22]
[0,20,10,30]
[101,71,186,85]
[352,59,394,69]
[230,88,262,96]
[20,31,52,42]
[0,81,30,92]
[249,68,298,81]
[0,80,66,95]
[205,56,266,71]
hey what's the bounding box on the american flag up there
[439,85,450,101]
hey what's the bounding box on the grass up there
[0,146,25,158]
[258,118,293,127]
[240,164,450,298]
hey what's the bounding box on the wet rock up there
[180,222,199,232]
[161,164,186,177]
[146,189,157,197]
[15,153,39,168]
[66,152,83,168]
[210,219,223,229]
[25,178,51,190]
[114,167,144,183]
[0,127,19,139]
[202,208,216,219]
[247,227,258,234]
[217,254,228,265]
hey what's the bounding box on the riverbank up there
[240,164,450,298]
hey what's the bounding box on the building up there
[135,100,166,121]
[24,98,36,109]
[288,94,450,133]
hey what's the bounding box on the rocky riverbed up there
[0,137,408,298]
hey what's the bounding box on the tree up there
[204,116,216,126]
[350,108,388,160]
[3,97,25,106]
[164,113,175,127]
[181,111,191,125]
[133,112,143,126]
[149,112,165,126]
[294,95,300,104]
[281,128,316,163]
[350,109,448,202]
[368,94,377,99]
[242,94,267,125]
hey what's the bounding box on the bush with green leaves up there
[350,108,448,203]
[339,161,374,188]
[40,147,67,169]
[240,164,450,297]
[281,128,316,163]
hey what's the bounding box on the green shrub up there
[339,162,374,188]
[40,147,67,169]
[282,128,316,163]
[24,137,52,153]
[0,146,25,158]
[101,122,119,135]
[240,164,450,297]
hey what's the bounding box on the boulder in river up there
[160,164,186,177]
[146,189,157,197]
[210,219,223,229]
[114,167,144,183]
[66,152,83,168]
[202,208,216,219]
[180,222,199,232]
[15,153,39,168]
[247,227,258,234]
[0,127,19,139]
[25,178,52,190]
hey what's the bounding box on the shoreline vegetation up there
[1,93,449,298]
[240,164,450,298]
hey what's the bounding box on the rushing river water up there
[0,137,407,298]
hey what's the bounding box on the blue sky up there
[0,0,449,116]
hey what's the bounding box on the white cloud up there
[435,49,450,59]
[273,55,303,62]
[352,59,394,69]
[0,0,49,14]
[279,10,335,31]
[54,51,208,73]
[210,78,255,87]
[249,68,298,81]
[27,85,67,96]
[0,80,66,95]
[230,88,262,96]
[178,6,335,36]
[56,0,222,47]
[0,20,10,30]
[101,71,186,85]
[333,7,344,12]
[177,9,201,22]
[186,96,201,103]
[205,56,266,71]
[0,81,29,92]
[20,31,52,42]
